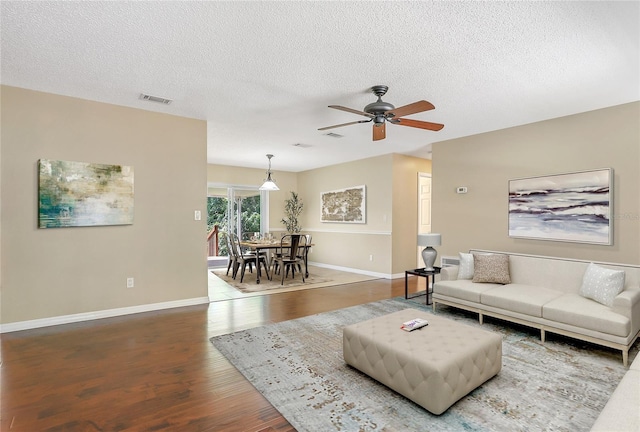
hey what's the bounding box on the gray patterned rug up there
[210,298,635,432]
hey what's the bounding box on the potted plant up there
[281,191,303,233]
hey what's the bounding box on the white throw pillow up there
[579,263,625,307]
[458,252,474,279]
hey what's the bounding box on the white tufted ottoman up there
[343,308,502,415]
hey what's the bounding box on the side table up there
[405,267,441,305]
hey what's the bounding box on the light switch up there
[194,210,202,221]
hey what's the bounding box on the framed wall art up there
[508,168,612,245]
[38,159,134,228]
[320,185,366,224]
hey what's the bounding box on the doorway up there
[417,173,432,267]
[207,184,270,259]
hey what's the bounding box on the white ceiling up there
[2,1,638,172]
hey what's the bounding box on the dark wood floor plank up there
[1,277,411,431]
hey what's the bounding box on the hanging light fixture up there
[259,154,279,191]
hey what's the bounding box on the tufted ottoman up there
[343,308,502,415]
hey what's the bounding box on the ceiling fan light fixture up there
[259,154,280,191]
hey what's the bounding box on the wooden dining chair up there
[273,234,307,285]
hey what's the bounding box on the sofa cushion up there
[543,294,630,337]
[433,280,500,303]
[579,263,625,307]
[458,252,474,279]
[480,284,563,317]
[473,254,511,284]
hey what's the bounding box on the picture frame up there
[38,159,134,228]
[320,185,366,224]
[508,168,612,245]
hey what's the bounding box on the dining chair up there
[230,232,270,283]
[223,232,236,277]
[296,234,312,275]
[270,232,288,274]
[273,234,307,285]
[229,233,253,278]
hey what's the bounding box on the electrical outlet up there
[127,277,134,288]
[369,254,374,261]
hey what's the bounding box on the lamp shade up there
[258,154,279,191]
[259,172,279,191]
[417,233,441,247]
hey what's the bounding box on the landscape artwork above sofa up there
[38,159,134,228]
[508,168,612,245]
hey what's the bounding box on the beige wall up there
[297,155,393,274]
[1,86,208,325]
[296,154,431,276]
[432,102,640,265]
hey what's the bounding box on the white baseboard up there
[390,272,408,280]
[309,261,392,280]
[0,296,211,333]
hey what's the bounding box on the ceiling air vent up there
[139,93,173,105]
[324,132,343,138]
[292,143,313,148]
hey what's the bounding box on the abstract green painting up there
[38,159,134,228]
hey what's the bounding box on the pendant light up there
[259,154,279,191]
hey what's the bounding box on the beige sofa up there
[433,250,640,366]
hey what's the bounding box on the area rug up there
[210,298,635,432]
[211,265,378,293]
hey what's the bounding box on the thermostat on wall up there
[456,186,468,194]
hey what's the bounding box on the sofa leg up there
[432,302,436,312]
[623,349,628,367]
[541,329,546,343]
[479,313,483,325]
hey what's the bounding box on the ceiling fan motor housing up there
[364,99,395,115]
[365,85,394,119]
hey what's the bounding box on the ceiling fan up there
[319,85,444,141]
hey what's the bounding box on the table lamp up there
[417,233,441,271]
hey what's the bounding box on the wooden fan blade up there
[328,105,374,118]
[385,100,435,118]
[373,122,386,141]
[394,118,444,131]
[318,119,371,131]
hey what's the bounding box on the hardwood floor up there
[1,276,415,431]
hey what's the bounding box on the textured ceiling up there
[1,1,638,172]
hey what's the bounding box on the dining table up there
[240,240,313,284]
